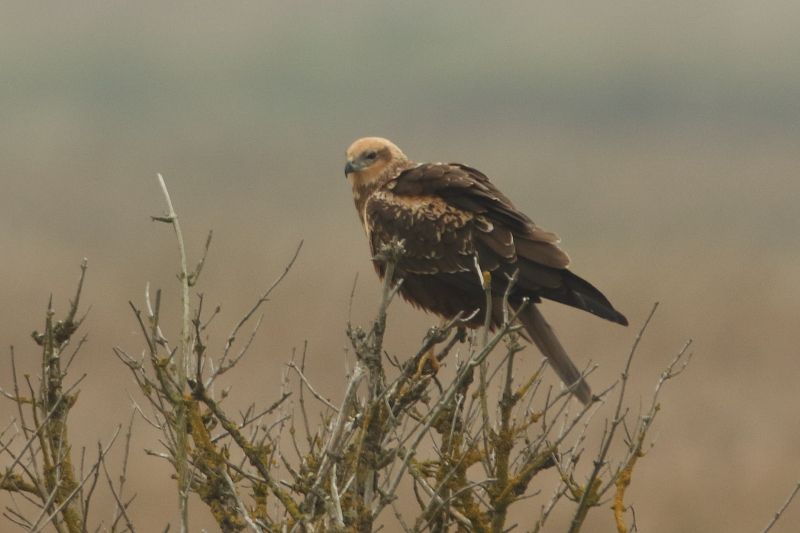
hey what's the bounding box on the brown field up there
[1,3,799,531]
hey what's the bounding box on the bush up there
[0,177,702,533]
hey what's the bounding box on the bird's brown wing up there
[384,163,628,326]
[364,163,563,281]
[385,163,566,283]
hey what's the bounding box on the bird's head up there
[344,137,407,185]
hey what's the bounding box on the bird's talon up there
[413,347,440,379]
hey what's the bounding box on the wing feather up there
[390,162,568,278]
[515,237,569,268]
[383,162,626,325]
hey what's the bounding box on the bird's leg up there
[413,318,449,378]
[413,346,439,378]
[474,257,496,333]
[473,255,486,288]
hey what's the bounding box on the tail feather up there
[517,305,592,404]
[538,269,628,326]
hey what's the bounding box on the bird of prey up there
[344,137,627,404]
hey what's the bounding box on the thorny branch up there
[120,196,306,531]
[0,261,137,533]
[762,481,800,533]
[152,173,193,533]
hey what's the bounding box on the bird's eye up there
[364,151,378,161]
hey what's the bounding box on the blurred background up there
[1,1,799,531]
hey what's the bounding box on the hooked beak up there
[344,160,356,177]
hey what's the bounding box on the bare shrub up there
[13,176,796,533]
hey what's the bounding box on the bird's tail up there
[517,305,592,405]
